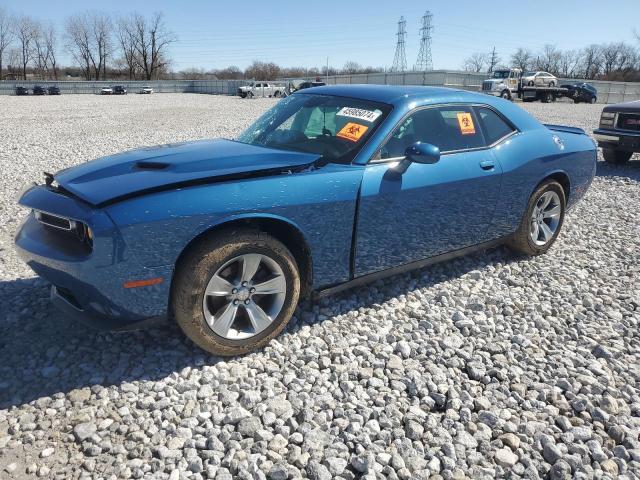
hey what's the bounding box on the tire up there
[603,148,632,165]
[239,92,247,98]
[527,81,534,87]
[248,91,254,98]
[500,90,511,100]
[274,91,281,98]
[573,99,580,104]
[541,92,553,103]
[549,81,555,87]
[508,180,566,256]
[590,97,596,104]
[172,228,301,356]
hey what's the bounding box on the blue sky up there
[5,0,640,71]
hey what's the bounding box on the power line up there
[415,11,433,71]
[391,16,407,72]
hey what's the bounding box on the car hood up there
[54,139,320,206]
[604,100,640,113]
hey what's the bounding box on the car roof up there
[295,84,495,107]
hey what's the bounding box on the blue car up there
[15,85,596,355]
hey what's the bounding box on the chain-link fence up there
[2,73,640,104]
[284,70,640,104]
[0,79,248,96]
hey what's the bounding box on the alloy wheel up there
[202,253,286,340]
[529,191,562,246]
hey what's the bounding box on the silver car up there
[521,71,557,87]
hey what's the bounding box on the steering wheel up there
[313,135,347,158]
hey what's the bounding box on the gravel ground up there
[0,93,639,480]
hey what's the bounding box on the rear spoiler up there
[544,124,586,135]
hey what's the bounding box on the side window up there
[475,107,516,145]
[378,106,485,159]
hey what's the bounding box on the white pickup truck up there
[237,82,284,98]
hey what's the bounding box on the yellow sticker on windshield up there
[337,122,369,142]
[457,112,476,135]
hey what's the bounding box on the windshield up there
[523,72,536,77]
[237,94,391,163]
[492,71,509,79]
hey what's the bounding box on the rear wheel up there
[274,90,282,98]
[603,148,632,165]
[509,181,566,256]
[172,228,300,356]
[541,92,553,103]
[527,81,534,86]
[549,81,556,87]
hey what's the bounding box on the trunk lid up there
[54,139,319,206]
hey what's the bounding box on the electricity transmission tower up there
[415,11,434,71]
[391,16,407,72]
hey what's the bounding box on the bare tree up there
[116,16,138,79]
[558,49,582,78]
[342,60,362,74]
[15,16,39,80]
[245,60,280,80]
[580,44,602,79]
[510,47,532,72]
[44,23,58,80]
[65,13,94,79]
[126,12,175,80]
[462,52,488,73]
[91,13,112,80]
[0,7,14,79]
[64,12,112,80]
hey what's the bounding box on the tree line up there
[0,7,175,81]
[463,38,640,81]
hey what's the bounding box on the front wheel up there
[500,90,511,100]
[273,91,282,98]
[603,148,632,165]
[508,181,566,256]
[172,228,301,356]
[590,97,597,104]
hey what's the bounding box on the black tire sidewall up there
[172,230,300,355]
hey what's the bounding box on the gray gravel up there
[1,93,639,479]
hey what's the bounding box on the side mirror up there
[405,142,440,164]
[391,142,440,174]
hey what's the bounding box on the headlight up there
[601,112,615,119]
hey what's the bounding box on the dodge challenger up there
[15,85,596,355]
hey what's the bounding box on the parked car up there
[47,85,61,95]
[561,82,597,104]
[293,81,326,92]
[15,86,29,96]
[237,82,283,98]
[15,85,596,356]
[139,86,154,94]
[593,100,640,164]
[100,86,113,95]
[32,85,47,95]
[521,71,557,87]
[113,85,127,95]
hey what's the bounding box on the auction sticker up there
[456,112,476,135]
[337,122,369,142]
[337,107,381,123]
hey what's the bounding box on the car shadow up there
[0,244,524,410]
[595,157,640,180]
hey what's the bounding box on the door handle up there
[479,160,495,171]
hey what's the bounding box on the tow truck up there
[482,67,570,103]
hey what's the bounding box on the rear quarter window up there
[475,107,516,145]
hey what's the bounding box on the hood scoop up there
[135,160,170,170]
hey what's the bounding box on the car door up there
[354,104,504,276]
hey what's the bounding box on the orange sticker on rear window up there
[456,112,476,135]
[337,122,369,142]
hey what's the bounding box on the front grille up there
[482,81,493,91]
[617,113,640,132]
